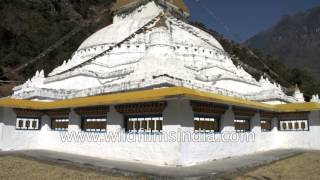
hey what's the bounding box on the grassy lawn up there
[233,151,320,180]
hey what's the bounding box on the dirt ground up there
[0,152,320,180]
[231,151,320,180]
[0,155,146,180]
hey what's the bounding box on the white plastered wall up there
[0,104,181,166]
[0,107,3,149]
[44,75,102,90]
[274,111,320,150]
[0,107,43,151]
[0,103,320,166]
[163,99,194,165]
[180,108,291,166]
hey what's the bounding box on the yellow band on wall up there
[0,87,319,113]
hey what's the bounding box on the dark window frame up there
[194,114,221,133]
[18,120,23,128]
[125,115,163,134]
[81,116,107,132]
[51,118,69,131]
[16,117,41,131]
[278,119,309,131]
[234,118,251,133]
[261,119,272,132]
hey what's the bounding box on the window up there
[261,120,272,132]
[82,118,107,132]
[16,117,40,130]
[32,121,37,128]
[279,120,309,131]
[52,119,69,131]
[126,116,163,133]
[194,116,220,133]
[18,120,23,128]
[234,119,250,133]
[25,120,30,128]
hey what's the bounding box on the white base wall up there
[180,112,278,165]
[274,111,320,150]
[0,102,320,166]
[0,108,42,151]
[0,107,3,150]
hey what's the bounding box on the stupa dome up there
[78,1,223,51]
[12,0,303,104]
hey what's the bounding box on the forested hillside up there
[0,0,115,96]
[0,0,318,100]
[192,22,320,100]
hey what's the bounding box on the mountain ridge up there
[0,0,319,100]
[246,6,320,78]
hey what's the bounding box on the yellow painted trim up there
[181,87,275,111]
[0,87,319,112]
[276,102,320,112]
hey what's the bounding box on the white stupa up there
[3,0,320,168]
[12,0,303,104]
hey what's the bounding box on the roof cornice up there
[1,87,318,113]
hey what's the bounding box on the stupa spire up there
[112,0,190,17]
[293,84,305,102]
